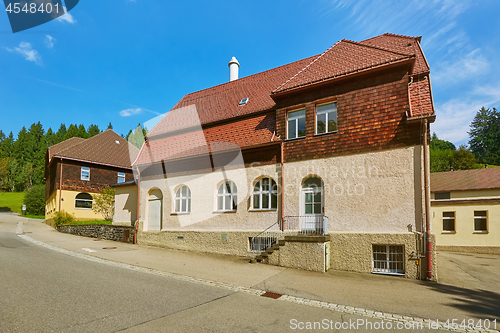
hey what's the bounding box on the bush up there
[54,210,76,225]
[92,187,115,221]
[24,185,45,215]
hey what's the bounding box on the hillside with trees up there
[0,123,147,193]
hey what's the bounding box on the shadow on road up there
[421,282,500,321]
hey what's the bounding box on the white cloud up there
[432,84,500,144]
[432,49,489,85]
[56,6,76,24]
[120,108,143,117]
[45,35,56,48]
[5,42,42,65]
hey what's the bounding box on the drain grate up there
[102,247,117,250]
[261,292,282,299]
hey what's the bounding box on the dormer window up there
[239,98,249,106]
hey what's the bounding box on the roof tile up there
[431,168,500,192]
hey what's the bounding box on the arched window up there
[75,193,93,209]
[175,185,191,213]
[217,181,237,212]
[253,177,278,210]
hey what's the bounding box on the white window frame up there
[474,210,488,233]
[216,180,237,212]
[81,167,90,181]
[117,172,126,184]
[372,245,405,275]
[287,109,306,139]
[316,101,338,134]
[252,177,278,210]
[442,211,455,233]
[75,193,93,210]
[175,185,191,214]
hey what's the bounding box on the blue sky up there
[1,0,499,145]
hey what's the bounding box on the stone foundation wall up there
[329,232,437,281]
[436,245,500,255]
[56,225,134,243]
[267,236,329,272]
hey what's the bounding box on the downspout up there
[280,141,285,231]
[58,158,63,212]
[134,166,141,245]
[423,119,432,280]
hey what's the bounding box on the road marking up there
[17,234,499,333]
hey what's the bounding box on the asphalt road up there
[0,218,454,333]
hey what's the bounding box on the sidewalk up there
[10,214,500,327]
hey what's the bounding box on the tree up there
[92,187,115,221]
[87,124,100,137]
[450,145,481,171]
[65,124,78,140]
[55,124,67,143]
[469,107,500,165]
[24,184,45,215]
[430,133,455,151]
[107,122,113,130]
[126,124,148,149]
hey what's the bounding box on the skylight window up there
[239,98,249,106]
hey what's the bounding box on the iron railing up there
[249,216,328,253]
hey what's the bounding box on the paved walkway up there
[3,212,500,332]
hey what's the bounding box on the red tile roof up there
[273,39,414,94]
[408,76,434,118]
[359,33,429,75]
[148,56,317,136]
[136,114,275,165]
[47,137,85,162]
[51,130,139,169]
[431,168,500,192]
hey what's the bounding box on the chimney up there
[228,56,239,82]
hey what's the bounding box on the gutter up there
[423,119,432,280]
[134,166,141,245]
[59,157,63,212]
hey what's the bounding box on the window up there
[175,185,191,213]
[75,193,93,209]
[217,181,237,212]
[253,178,278,210]
[435,192,450,200]
[316,102,337,134]
[372,245,404,275]
[442,212,455,232]
[117,172,126,184]
[81,167,90,181]
[287,109,306,139]
[302,177,323,215]
[474,211,488,233]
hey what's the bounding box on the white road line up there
[17,234,499,333]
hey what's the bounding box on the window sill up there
[473,231,488,234]
[249,209,278,212]
[171,212,190,216]
[75,208,93,210]
[441,231,456,234]
[285,136,306,142]
[314,130,338,137]
[372,271,405,277]
[213,210,237,214]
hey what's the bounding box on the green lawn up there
[0,192,45,219]
[0,192,24,213]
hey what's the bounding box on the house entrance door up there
[301,177,323,231]
[148,189,162,231]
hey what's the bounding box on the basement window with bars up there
[372,245,405,275]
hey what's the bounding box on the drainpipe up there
[280,141,285,231]
[134,166,141,245]
[423,119,432,280]
[58,158,63,212]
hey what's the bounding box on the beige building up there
[121,33,437,280]
[431,168,500,254]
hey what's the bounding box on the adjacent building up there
[122,33,436,279]
[431,168,500,254]
[45,130,139,224]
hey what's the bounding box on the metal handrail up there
[249,221,281,253]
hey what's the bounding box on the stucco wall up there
[283,146,422,233]
[432,202,500,248]
[45,190,102,222]
[113,185,137,226]
[139,163,280,232]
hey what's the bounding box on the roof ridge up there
[273,40,342,94]
[343,39,415,57]
[177,54,319,102]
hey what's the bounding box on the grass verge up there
[0,192,24,214]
